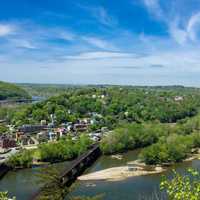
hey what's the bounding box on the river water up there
[0,150,200,200]
[0,161,71,200]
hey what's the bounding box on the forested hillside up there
[11,86,200,127]
[18,83,81,98]
[0,81,31,100]
[3,85,200,167]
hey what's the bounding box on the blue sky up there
[1,0,200,86]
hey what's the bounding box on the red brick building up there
[0,136,16,149]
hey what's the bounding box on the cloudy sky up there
[1,0,200,86]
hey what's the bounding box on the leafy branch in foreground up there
[36,167,71,200]
[160,169,200,200]
[0,191,16,200]
[36,167,103,200]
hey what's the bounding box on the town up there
[1,82,200,200]
[0,114,110,164]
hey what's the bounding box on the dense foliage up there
[2,84,200,199]
[19,83,78,98]
[11,86,200,127]
[0,81,30,100]
[7,135,92,168]
[140,133,200,165]
[0,124,8,134]
[7,150,33,168]
[39,134,92,163]
[100,123,167,154]
[0,191,16,200]
[139,114,200,165]
[160,169,200,200]
[101,114,200,164]
[3,85,200,166]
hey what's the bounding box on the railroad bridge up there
[61,143,101,186]
[31,143,101,200]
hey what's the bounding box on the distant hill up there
[0,81,31,100]
[18,83,200,98]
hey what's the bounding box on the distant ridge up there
[0,81,31,100]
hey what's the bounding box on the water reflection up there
[0,161,71,200]
[0,150,199,200]
[71,151,200,200]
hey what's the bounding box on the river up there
[0,161,71,200]
[0,150,200,200]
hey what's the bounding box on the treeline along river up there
[0,150,200,200]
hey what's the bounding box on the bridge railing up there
[29,143,101,200]
[61,143,100,178]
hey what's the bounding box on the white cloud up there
[65,51,133,60]
[79,5,118,27]
[82,36,114,49]
[2,1,200,86]
[187,12,200,42]
[61,44,200,73]
[0,24,15,36]
[169,20,188,45]
[142,1,200,45]
[0,22,79,52]
[58,31,76,41]
[10,39,36,49]
[168,12,200,44]
[97,6,117,26]
[142,0,164,20]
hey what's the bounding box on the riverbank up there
[183,149,200,162]
[1,147,200,200]
[78,165,166,181]
[78,149,200,182]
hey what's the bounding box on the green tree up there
[36,167,103,200]
[7,150,33,168]
[36,167,71,200]
[0,191,16,200]
[0,125,8,134]
[160,169,200,200]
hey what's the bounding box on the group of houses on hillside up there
[0,115,107,150]
[0,135,16,149]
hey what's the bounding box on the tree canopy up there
[0,81,30,100]
[10,86,200,127]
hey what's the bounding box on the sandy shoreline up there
[183,153,200,162]
[78,150,200,182]
[78,166,166,181]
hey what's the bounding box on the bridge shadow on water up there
[29,144,101,200]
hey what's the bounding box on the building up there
[0,136,16,149]
[16,132,35,146]
[48,131,57,141]
[174,96,183,101]
[37,131,49,143]
[20,135,34,146]
[18,125,47,133]
[73,124,88,132]
[55,128,66,138]
[40,120,47,125]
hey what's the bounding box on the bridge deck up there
[30,143,101,200]
[61,143,100,177]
